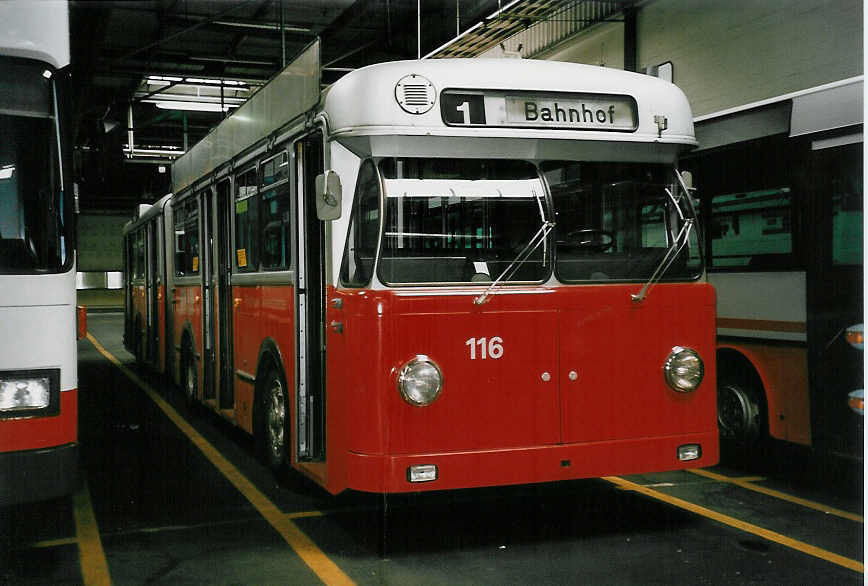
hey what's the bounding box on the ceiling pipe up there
[127,103,135,154]
[213,19,310,34]
[280,0,286,67]
[623,3,637,72]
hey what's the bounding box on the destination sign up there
[441,90,637,132]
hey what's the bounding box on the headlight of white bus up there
[663,347,704,392]
[0,370,58,415]
[397,356,443,406]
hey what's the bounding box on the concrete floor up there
[1,312,863,585]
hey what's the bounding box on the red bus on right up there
[683,77,863,459]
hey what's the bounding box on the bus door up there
[806,141,863,456]
[294,131,326,461]
[215,178,234,409]
[200,188,217,402]
[145,220,158,363]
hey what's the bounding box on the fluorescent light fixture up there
[125,148,185,157]
[150,101,240,112]
[0,165,14,180]
[146,75,247,88]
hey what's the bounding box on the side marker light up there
[407,464,438,483]
[677,444,701,462]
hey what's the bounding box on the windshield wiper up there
[474,220,555,306]
[631,169,695,304]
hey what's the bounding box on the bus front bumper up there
[344,431,719,494]
[0,442,79,507]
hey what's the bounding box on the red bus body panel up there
[231,284,296,433]
[718,341,811,445]
[0,389,77,452]
[172,283,203,386]
[322,282,718,494]
[156,284,166,372]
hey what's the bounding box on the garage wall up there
[535,0,862,117]
[77,214,128,272]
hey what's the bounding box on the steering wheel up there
[563,228,615,252]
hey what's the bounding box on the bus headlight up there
[663,347,704,392]
[0,370,57,415]
[397,356,443,406]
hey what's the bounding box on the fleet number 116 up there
[465,336,504,360]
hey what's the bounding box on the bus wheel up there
[133,318,143,363]
[718,376,763,445]
[182,345,197,406]
[260,368,289,472]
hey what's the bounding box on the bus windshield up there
[371,158,702,286]
[544,161,703,283]
[378,158,549,284]
[0,58,67,274]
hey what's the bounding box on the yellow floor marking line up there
[286,511,326,520]
[73,479,112,586]
[689,468,863,523]
[87,333,355,586]
[604,476,863,574]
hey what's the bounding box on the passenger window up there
[340,159,380,287]
[260,152,291,270]
[183,198,200,275]
[173,201,185,276]
[235,167,258,272]
[132,230,145,280]
[709,187,793,269]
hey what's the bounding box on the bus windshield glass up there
[378,158,549,285]
[0,58,67,274]
[543,161,703,283]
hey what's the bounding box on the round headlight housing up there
[663,346,704,392]
[397,356,443,406]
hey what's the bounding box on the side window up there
[340,159,380,287]
[709,187,793,269]
[235,167,258,272]
[173,201,186,276]
[828,145,863,266]
[260,151,292,270]
[131,230,145,280]
[184,198,200,275]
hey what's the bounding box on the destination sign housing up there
[441,90,638,132]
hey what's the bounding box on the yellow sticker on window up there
[192,256,199,272]
[237,248,247,267]
[236,199,248,214]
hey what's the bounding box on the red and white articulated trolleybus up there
[125,42,717,494]
[124,195,172,373]
[0,1,80,506]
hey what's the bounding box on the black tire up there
[258,367,289,473]
[133,317,143,363]
[717,372,764,446]
[181,343,197,407]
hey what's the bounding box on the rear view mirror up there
[680,170,694,190]
[315,170,342,221]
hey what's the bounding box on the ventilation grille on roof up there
[395,74,436,115]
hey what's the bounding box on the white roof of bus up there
[323,58,695,146]
[0,1,70,69]
[122,192,173,235]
